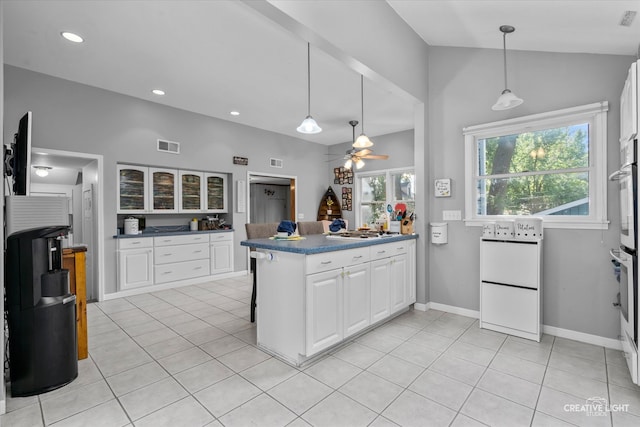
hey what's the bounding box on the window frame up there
[355,166,415,228]
[463,102,609,229]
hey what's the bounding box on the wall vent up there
[157,139,180,154]
[270,158,283,168]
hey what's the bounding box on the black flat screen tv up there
[13,112,32,196]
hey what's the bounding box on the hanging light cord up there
[306,42,311,116]
[360,75,365,134]
[502,31,508,90]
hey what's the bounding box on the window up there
[464,102,608,229]
[356,167,415,227]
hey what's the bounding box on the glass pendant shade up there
[355,158,365,169]
[492,89,524,111]
[353,133,373,149]
[344,158,353,169]
[297,115,322,134]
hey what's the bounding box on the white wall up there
[428,46,634,339]
[3,65,332,296]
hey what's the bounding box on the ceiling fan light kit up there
[492,25,523,111]
[297,42,322,134]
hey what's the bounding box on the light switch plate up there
[443,210,462,221]
[298,213,305,219]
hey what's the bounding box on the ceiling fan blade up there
[362,154,389,160]
[354,148,372,157]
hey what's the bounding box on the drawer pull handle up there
[377,250,386,254]
[321,261,332,265]
[162,271,172,275]
[353,255,363,259]
[163,253,172,256]
[131,241,141,245]
[194,266,202,270]
[163,240,171,243]
[396,247,404,250]
[194,250,202,253]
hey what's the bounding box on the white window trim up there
[463,101,609,230]
[355,166,415,228]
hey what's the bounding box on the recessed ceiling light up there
[152,89,165,96]
[61,32,84,43]
[33,166,52,177]
[230,111,240,116]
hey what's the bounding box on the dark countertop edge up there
[240,234,418,254]
[113,229,235,239]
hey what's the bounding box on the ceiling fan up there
[344,120,389,169]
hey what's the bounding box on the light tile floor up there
[3,274,640,426]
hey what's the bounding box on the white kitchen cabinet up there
[480,239,542,341]
[306,268,344,356]
[390,255,408,314]
[117,237,153,290]
[204,173,228,213]
[117,165,149,214]
[343,263,371,338]
[179,170,204,213]
[153,234,210,284]
[370,259,391,323]
[620,61,637,143]
[407,240,417,304]
[210,232,234,274]
[149,167,178,213]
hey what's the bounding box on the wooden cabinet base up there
[63,247,88,359]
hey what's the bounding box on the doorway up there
[247,172,297,224]
[30,147,104,301]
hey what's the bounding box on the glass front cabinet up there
[149,168,178,213]
[117,165,148,213]
[205,173,228,213]
[118,165,227,214]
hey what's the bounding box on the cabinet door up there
[481,240,539,289]
[118,248,153,290]
[149,168,178,213]
[204,173,227,213]
[306,269,343,356]
[621,62,638,143]
[390,255,408,314]
[117,165,148,213]
[481,282,538,334]
[211,241,233,274]
[370,259,391,323]
[343,263,371,338]
[179,170,204,213]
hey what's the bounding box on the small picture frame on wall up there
[434,178,451,197]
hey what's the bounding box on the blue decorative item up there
[329,219,346,232]
[277,220,297,236]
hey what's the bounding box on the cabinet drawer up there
[481,282,538,334]
[210,232,233,242]
[154,234,209,247]
[154,243,209,264]
[370,242,407,261]
[118,237,153,250]
[155,259,210,284]
[481,240,539,289]
[306,248,369,275]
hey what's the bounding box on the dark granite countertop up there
[240,233,418,255]
[113,226,234,239]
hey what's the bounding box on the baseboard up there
[543,324,622,350]
[426,302,480,319]
[0,398,5,415]
[103,270,249,301]
[414,301,622,350]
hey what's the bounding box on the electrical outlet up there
[443,210,462,221]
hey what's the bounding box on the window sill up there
[464,218,609,230]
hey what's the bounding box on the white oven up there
[610,139,637,251]
[611,247,638,384]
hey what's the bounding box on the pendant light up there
[492,25,523,111]
[353,75,373,148]
[344,120,365,169]
[297,43,322,134]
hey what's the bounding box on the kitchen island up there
[240,233,418,366]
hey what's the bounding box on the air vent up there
[270,158,283,168]
[157,139,180,154]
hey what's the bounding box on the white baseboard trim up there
[1,398,5,415]
[413,301,622,350]
[543,324,622,351]
[103,270,249,301]
[426,302,480,319]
